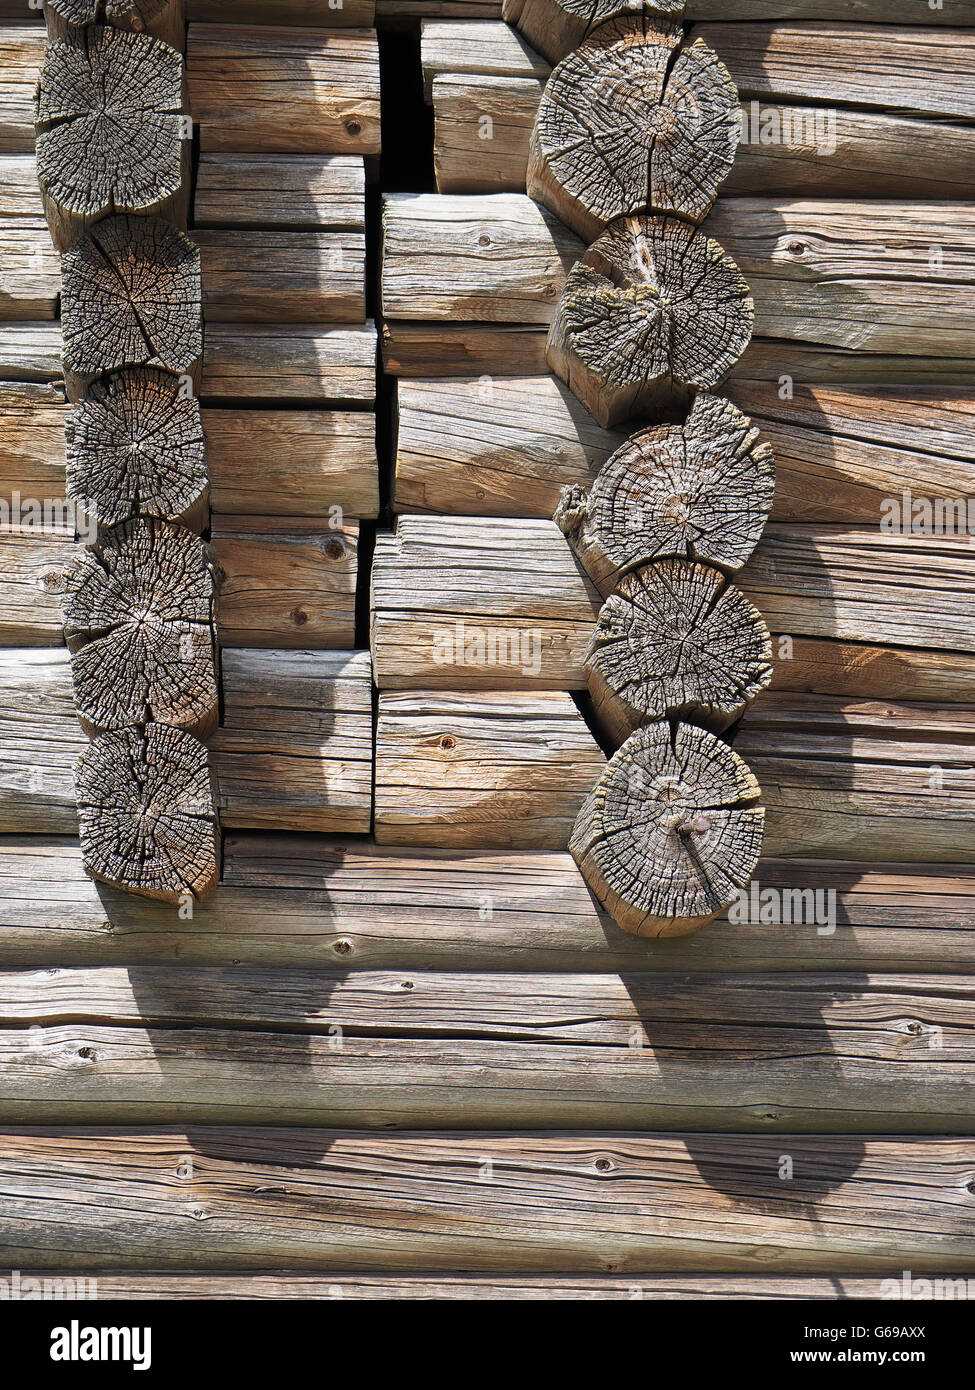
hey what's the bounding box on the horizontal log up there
[13,1272,919,1300]
[382,193,975,358]
[375,690,605,849]
[371,515,601,689]
[391,0,975,16]
[187,24,381,155]
[382,192,582,323]
[395,378,975,524]
[0,966,973,1130]
[0,215,367,324]
[3,837,975,974]
[0,323,378,405]
[0,25,381,155]
[770,639,975,705]
[431,71,975,200]
[0,385,378,518]
[0,0,378,17]
[0,649,372,836]
[696,22,975,121]
[212,649,373,833]
[382,322,975,385]
[2,1130,972,1272]
[211,518,359,649]
[193,154,365,230]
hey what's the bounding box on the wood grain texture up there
[375,690,606,849]
[198,229,366,323]
[0,528,75,645]
[770,639,975,706]
[0,966,973,1130]
[189,0,375,21]
[371,515,601,689]
[382,192,583,323]
[194,155,365,230]
[211,518,359,650]
[3,837,975,974]
[0,1132,974,1271]
[187,24,381,155]
[43,0,185,52]
[212,649,373,834]
[0,389,378,521]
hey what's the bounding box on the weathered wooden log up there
[65,369,208,533]
[60,518,219,739]
[503,0,684,65]
[371,516,601,689]
[0,384,377,522]
[375,691,605,849]
[737,702,975,863]
[529,18,738,239]
[404,0,975,17]
[772,639,975,707]
[5,835,975,973]
[0,649,373,837]
[44,0,186,52]
[212,518,359,650]
[212,650,373,834]
[202,323,377,405]
[187,24,381,155]
[34,26,188,250]
[587,561,773,744]
[77,722,219,903]
[555,391,774,593]
[194,154,365,230]
[0,1130,973,1271]
[547,214,753,427]
[382,192,582,324]
[0,528,76,646]
[571,720,763,937]
[60,214,202,402]
[190,0,374,20]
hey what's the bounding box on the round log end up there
[570,719,764,938]
[586,559,774,744]
[504,0,685,66]
[35,25,186,249]
[546,215,754,428]
[529,20,738,240]
[61,517,219,738]
[65,368,208,531]
[559,392,775,593]
[77,722,219,904]
[45,1,185,51]
[61,215,202,396]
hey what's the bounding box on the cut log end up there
[35,26,187,251]
[44,0,186,51]
[547,215,753,428]
[570,719,764,938]
[586,559,773,744]
[65,368,208,532]
[77,722,220,904]
[61,517,219,738]
[503,0,686,66]
[61,215,203,401]
[556,391,775,593]
[529,20,737,240]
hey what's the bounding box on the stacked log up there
[31,7,220,904]
[503,2,775,936]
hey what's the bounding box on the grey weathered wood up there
[212,518,359,650]
[34,25,189,250]
[382,192,583,323]
[371,515,601,689]
[197,229,366,324]
[548,214,753,426]
[212,650,373,834]
[2,1131,973,1271]
[187,24,381,155]
[0,528,75,645]
[60,518,219,738]
[4,837,975,974]
[586,561,773,743]
[375,690,606,849]
[502,0,684,65]
[44,0,186,52]
[194,154,365,230]
[572,720,764,937]
[771,639,975,706]
[201,324,378,405]
[65,369,208,533]
[60,214,203,401]
[528,18,738,238]
[556,391,775,593]
[77,723,219,904]
[189,0,374,20]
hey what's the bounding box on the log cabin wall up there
[0,0,974,1294]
